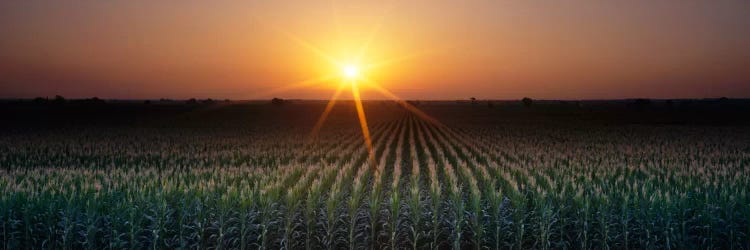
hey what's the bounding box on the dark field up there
[1,99,749,249]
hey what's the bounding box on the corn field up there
[1,102,749,249]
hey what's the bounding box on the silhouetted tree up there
[202,98,216,105]
[715,97,731,109]
[72,97,106,105]
[271,97,285,106]
[470,97,477,105]
[32,97,47,104]
[144,100,152,105]
[186,98,198,105]
[53,95,66,105]
[522,97,533,107]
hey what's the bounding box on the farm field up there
[1,100,750,249]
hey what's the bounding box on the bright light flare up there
[341,64,360,79]
[262,3,441,172]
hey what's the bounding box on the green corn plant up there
[20,196,37,249]
[43,197,62,250]
[389,154,402,250]
[5,203,21,250]
[406,120,422,250]
[487,185,506,250]
[257,181,280,250]
[368,165,384,248]
[172,197,192,249]
[595,192,610,250]
[304,179,322,250]
[348,163,369,250]
[573,186,590,250]
[509,182,527,250]
[443,160,463,250]
[323,171,343,249]
[406,182,421,250]
[238,190,256,250]
[460,162,483,250]
[126,199,144,250]
[282,166,317,250]
[427,160,442,249]
[210,195,232,250]
[534,190,556,250]
[81,199,102,250]
[619,194,631,249]
[0,197,7,249]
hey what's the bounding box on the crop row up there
[1,112,749,249]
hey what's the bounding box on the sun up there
[265,8,441,169]
[341,64,360,79]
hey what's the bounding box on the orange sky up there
[1,1,749,100]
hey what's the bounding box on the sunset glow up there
[342,65,360,80]
[2,1,749,99]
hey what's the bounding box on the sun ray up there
[356,2,396,62]
[360,78,445,127]
[351,80,376,168]
[363,48,437,72]
[308,82,347,141]
[252,15,340,66]
[280,30,340,66]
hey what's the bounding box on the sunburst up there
[340,64,358,79]
[258,3,442,169]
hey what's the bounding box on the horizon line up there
[1,97,746,102]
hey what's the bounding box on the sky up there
[1,0,749,100]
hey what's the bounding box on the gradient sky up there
[1,1,749,100]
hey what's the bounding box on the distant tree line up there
[31,96,106,105]
[185,98,219,105]
[464,96,734,111]
[468,97,534,108]
[271,97,286,106]
[23,96,231,106]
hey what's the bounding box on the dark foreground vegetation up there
[1,98,749,249]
